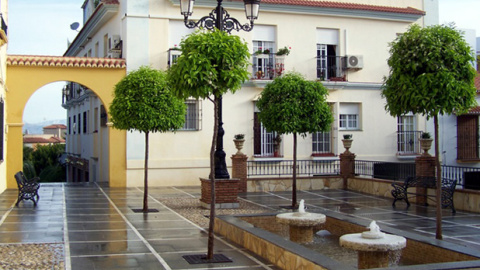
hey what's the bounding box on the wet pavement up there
[1,183,480,269]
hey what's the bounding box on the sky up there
[7,0,480,123]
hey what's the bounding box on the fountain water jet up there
[276,199,326,243]
[340,220,406,269]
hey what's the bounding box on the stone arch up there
[5,55,126,188]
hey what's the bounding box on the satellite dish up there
[70,22,80,31]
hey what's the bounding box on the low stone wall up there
[247,176,343,192]
[347,177,480,213]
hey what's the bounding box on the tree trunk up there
[434,115,443,240]
[207,97,219,260]
[291,133,298,209]
[142,132,149,213]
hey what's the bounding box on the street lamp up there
[178,0,260,179]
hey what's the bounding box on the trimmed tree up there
[382,24,477,239]
[256,72,333,209]
[110,66,186,213]
[168,29,250,259]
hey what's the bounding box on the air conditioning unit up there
[346,55,363,69]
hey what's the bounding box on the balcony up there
[252,53,286,81]
[316,56,346,81]
[397,131,422,156]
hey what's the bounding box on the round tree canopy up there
[168,29,250,99]
[256,72,333,137]
[110,66,186,133]
[382,24,477,118]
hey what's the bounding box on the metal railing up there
[442,165,480,188]
[316,56,346,81]
[247,159,340,177]
[355,160,416,181]
[397,131,422,155]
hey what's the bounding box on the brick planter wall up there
[200,178,239,209]
[231,154,248,193]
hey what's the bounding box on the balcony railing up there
[316,56,346,81]
[252,53,286,80]
[397,131,422,155]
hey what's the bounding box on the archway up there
[6,55,126,188]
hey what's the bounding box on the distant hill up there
[23,119,67,135]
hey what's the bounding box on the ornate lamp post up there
[179,0,260,179]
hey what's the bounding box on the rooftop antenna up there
[70,22,80,32]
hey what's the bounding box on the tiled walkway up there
[1,183,480,269]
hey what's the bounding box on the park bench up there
[14,171,40,207]
[391,176,456,213]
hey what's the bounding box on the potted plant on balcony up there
[342,134,353,152]
[275,46,291,57]
[255,70,264,79]
[233,134,245,155]
[419,132,433,156]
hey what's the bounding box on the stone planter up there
[233,139,245,155]
[420,138,433,156]
[200,178,239,209]
[342,139,353,152]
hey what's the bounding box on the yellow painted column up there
[108,123,126,187]
[6,123,23,188]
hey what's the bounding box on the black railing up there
[247,159,340,177]
[442,165,480,189]
[355,160,416,181]
[397,131,422,155]
[0,14,7,36]
[316,56,346,81]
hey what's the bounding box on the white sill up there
[252,156,284,162]
[312,156,339,161]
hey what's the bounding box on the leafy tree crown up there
[256,72,333,137]
[382,24,477,118]
[168,29,250,99]
[110,66,186,133]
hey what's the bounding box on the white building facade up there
[64,0,437,187]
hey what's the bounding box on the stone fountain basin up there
[276,212,326,226]
[340,233,406,252]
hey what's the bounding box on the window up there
[252,40,275,79]
[77,113,81,134]
[312,131,333,156]
[103,34,108,57]
[252,25,276,80]
[253,104,281,157]
[397,114,420,155]
[457,114,479,160]
[168,49,181,67]
[68,117,71,135]
[83,111,87,134]
[316,29,343,81]
[181,99,201,131]
[339,103,360,130]
[73,115,76,134]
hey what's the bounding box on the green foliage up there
[39,165,65,182]
[24,144,65,182]
[168,29,250,99]
[256,72,333,137]
[23,161,36,179]
[110,66,186,133]
[23,146,34,162]
[382,24,477,118]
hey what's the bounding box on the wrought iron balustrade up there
[247,159,340,177]
[316,56,346,81]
